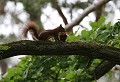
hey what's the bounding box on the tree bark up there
[90,61,116,80]
[0,40,120,65]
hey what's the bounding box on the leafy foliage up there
[2,17,120,82]
[81,16,120,45]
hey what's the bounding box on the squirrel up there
[22,22,67,42]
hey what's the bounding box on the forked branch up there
[65,0,111,32]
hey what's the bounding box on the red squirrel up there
[22,22,67,42]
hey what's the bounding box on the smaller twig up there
[54,1,68,25]
[55,67,61,80]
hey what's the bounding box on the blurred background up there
[0,0,120,82]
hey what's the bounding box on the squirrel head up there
[57,24,65,32]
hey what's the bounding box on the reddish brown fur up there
[59,32,67,41]
[23,22,39,39]
[22,22,67,41]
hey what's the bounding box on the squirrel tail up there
[22,21,39,39]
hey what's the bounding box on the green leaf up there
[67,35,80,42]
[66,71,76,79]
[90,22,98,30]
[97,16,105,26]
[90,16,105,31]
[81,30,89,38]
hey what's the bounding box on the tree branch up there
[0,40,120,64]
[0,0,6,15]
[65,0,111,32]
[95,0,104,22]
[0,40,119,79]
[52,1,68,25]
[90,61,116,80]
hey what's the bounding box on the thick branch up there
[0,40,120,65]
[91,61,116,80]
[65,0,111,32]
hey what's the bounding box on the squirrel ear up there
[60,24,62,27]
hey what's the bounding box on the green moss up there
[0,45,9,50]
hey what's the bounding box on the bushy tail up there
[22,21,39,39]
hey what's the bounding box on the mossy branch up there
[0,40,120,80]
[0,40,120,64]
